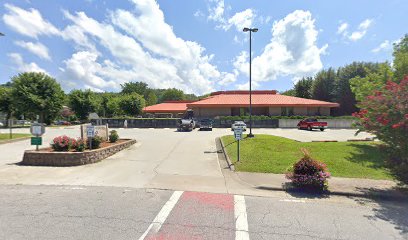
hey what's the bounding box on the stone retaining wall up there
[22,139,136,166]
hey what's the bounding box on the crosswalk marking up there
[234,195,250,240]
[138,191,183,240]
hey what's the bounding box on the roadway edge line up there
[138,190,183,240]
[234,195,250,240]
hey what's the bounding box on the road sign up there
[30,124,45,136]
[234,128,243,140]
[31,137,42,145]
[86,126,95,137]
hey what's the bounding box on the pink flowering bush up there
[353,76,408,182]
[51,135,75,151]
[72,138,85,152]
[286,148,330,191]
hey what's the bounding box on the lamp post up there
[243,27,258,138]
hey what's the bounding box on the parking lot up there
[0,126,374,192]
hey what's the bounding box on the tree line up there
[0,75,200,124]
[1,34,407,124]
[282,34,408,116]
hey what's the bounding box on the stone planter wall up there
[22,139,136,166]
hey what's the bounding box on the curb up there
[218,137,235,171]
[0,136,31,145]
[256,185,408,202]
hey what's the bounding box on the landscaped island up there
[221,135,392,180]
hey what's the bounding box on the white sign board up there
[30,123,45,136]
[86,126,95,137]
[234,128,243,140]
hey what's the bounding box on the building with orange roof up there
[143,100,194,118]
[143,91,339,117]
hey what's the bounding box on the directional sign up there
[234,128,243,140]
[86,126,95,137]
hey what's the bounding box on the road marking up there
[279,199,306,203]
[138,191,183,240]
[234,195,249,240]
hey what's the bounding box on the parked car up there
[199,119,213,131]
[177,119,195,131]
[231,121,247,131]
[55,120,72,125]
[297,118,327,131]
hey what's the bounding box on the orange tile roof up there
[187,91,339,108]
[143,101,193,113]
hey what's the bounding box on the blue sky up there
[1,0,407,95]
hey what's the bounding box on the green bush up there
[286,148,331,191]
[109,130,119,143]
[73,138,86,152]
[87,136,103,149]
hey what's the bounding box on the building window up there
[281,107,287,116]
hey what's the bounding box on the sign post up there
[8,119,13,139]
[30,123,45,151]
[234,127,243,162]
[86,125,95,150]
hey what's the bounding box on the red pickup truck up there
[297,118,328,131]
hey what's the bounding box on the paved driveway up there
[0,126,374,192]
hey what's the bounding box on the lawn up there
[0,133,31,141]
[221,134,393,180]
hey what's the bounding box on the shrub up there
[72,138,86,152]
[87,136,103,149]
[51,135,74,151]
[109,130,119,143]
[286,149,331,191]
[353,77,408,183]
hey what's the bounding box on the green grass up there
[221,134,393,180]
[0,133,31,141]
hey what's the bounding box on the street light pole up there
[243,27,258,138]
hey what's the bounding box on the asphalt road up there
[0,185,407,240]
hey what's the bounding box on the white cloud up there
[14,41,51,60]
[347,19,373,41]
[337,22,348,35]
[233,10,327,85]
[8,53,47,73]
[2,3,60,38]
[372,40,391,53]
[206,0,255,32]
[224,9,255,31]
[207,0,225,23]
[58,0,226,94]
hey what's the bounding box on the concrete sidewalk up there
[229,171,408,201]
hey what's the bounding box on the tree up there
[333,62,378,115]
[118,93,145,116]
[353,76,408,182]
[0,86,13,125]
[350,63,393,102]
[393,34,408,81]
[68,89,101,120]
[280,89,296,96]
[121,81,148,96]
[11,72,65,124]
[311,68,336,102]
[294,77,313,99]
[106,96,123,117]
[160,88,185,102]
[145,91,158,106]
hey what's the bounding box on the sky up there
[0,0,407,95]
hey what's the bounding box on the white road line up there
[138,191,183,240]
[234,195,250,240]
[279,199,306,203]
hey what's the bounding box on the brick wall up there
[22,139,136,166]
